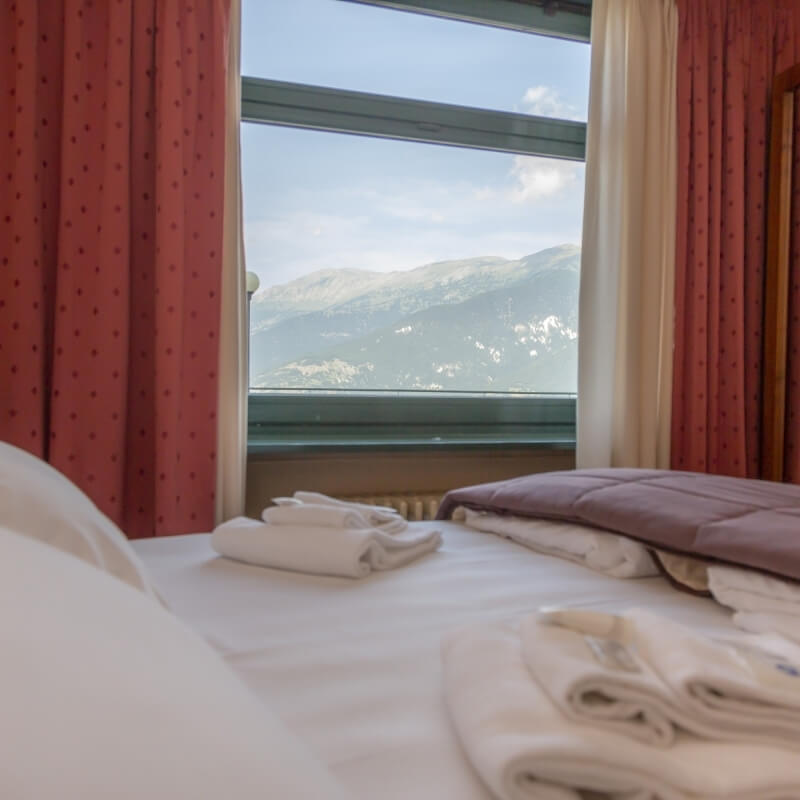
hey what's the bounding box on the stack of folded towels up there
[442,607,800,799]
[211,491,441,578]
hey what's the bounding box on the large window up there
[242,0,590,449]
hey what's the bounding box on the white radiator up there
[342,493,443,521]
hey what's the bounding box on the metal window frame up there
[242,78,586,161]
[342,0,591,42]
[244,0,588,452]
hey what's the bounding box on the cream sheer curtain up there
[576,0,678,469]
[216,0,247,523]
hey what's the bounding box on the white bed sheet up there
[133,521,737,800]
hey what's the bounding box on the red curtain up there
[0,1,230,537]
[672,0,800,479]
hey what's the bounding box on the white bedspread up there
[133,521,738,800]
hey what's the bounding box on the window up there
[242,0,590,450]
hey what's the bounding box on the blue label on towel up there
[725,641,800,689]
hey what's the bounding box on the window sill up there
[247,392,576,455]
[247,432,576,456]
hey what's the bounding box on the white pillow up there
[0,441,157,598]
[0,526,353,800]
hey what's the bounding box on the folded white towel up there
[463,509,658,578]
[732,611,800,643]
[708,566,800,643]
[273,492,407,533]
[442,621,800,800]
[709,564,800,617]
[211,516,440,578]
[520,607,800,749]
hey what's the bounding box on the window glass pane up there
[241,0,590,120]
[244,123,583,393]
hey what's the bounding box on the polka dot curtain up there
[671,0,800,481]
[0,0,231,537]
[787,87,800,483]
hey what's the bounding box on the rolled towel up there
[463,509,658,578]
[286,492,408,533]
[279,491,408,533]
[520,607,800,749]
[262,504,369,529]
[442,621,800,800]
[211,517,440,579]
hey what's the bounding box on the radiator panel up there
[342,493,443,521]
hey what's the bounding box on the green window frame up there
[245,0,590,452]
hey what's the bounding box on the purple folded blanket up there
[437,468,800,582]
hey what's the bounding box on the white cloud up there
[519,86,581,121]
[509,156,579,203]
[243,163,584,288]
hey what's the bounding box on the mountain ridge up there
[250,244,580,393]
[250,244,579,332]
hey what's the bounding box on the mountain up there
[250,245,580,393]
[249,268,393,333]
[249,245,580,384]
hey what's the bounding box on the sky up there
[241,0,591,289]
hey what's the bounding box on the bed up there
[131,521,737,800]
[5,438,800,799]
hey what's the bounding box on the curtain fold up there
[577,0,678,469]
[0,1,231,537]
[216,0,247,523]
[671,0,800,479]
